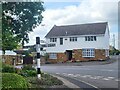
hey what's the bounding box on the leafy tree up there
[0,3,2,49]
[2,2,44,54]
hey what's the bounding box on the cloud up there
[26,0,118,48]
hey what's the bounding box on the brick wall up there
[47,49,108,63]
[2,55,21,65]
[73,49,106,61]
[47,53,66,63]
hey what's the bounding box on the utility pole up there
[36,37,41,79]
[113,34,115,49]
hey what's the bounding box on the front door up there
[66,50,72,60]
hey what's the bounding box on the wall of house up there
[46,49,108,63]
[46,29,109,53]
[73,49,106,61]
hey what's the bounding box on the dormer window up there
[70,37,77,42]
[85,36,96,41]
[50,38,57,42]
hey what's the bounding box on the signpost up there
[36,37,41,79]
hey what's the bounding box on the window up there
[85,36,97,41]
[50,38,57,42]
[70,37,77,42]
[82,49,95,57]
[60,38,63,45]
[48,44,56,47]
[49,53,57,59]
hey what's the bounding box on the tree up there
[0,3,2,49]
[2,2,44,54]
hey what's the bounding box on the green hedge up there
[2,73,29,89]
[2,64,16,73]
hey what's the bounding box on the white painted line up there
[56,73,60,75]
[73,77,99,89]
[115,79,120,82]
[68,74,74,76]
[81,75,88,78]
[107,77,115,79]
[84,75,92,77]
[103,78,110,81]
[62,73,68,76]
[74,74,82,77]
[95,76,103,79]
[52,74,80,88]
[89,76,99,79]
[100,69,114,72]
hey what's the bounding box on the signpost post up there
[36,37,41,79]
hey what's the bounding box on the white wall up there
[46,29,109,53]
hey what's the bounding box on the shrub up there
[2,73,29,88]
[20,65,37,77]
[2,64,16,73]
[20,70,37,77]
[22,65,36,71]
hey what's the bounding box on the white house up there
[45,22,109,63]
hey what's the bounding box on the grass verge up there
[26,73,63,88]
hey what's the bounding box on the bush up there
[19,65,37,77]
[22,65,36,71]
[20,70,37,77]
[2,73,29,88]
[2,64,16,73]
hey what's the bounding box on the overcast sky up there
[26,0,119,49]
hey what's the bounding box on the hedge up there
[2,73,29,89]
[2,64,16,73]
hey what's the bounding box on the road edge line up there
[73,77,100,89]
[51,74,80,88]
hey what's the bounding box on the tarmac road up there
[41,55,119,89]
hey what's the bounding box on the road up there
[41,55,119,89]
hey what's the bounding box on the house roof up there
[45,22,108,38]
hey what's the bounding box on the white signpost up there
[36,37,41,79]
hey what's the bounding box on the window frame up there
[60,38,63,45]
[49,53,57,59]
[50,38,57,42]
[82,48,95,57]
[85,36,97,41]
[69,37,77,42]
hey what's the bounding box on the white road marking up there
[68,74,74,76]
[61,73,117,82]
[63,73,68,76]
[107,77,115,79]
[81,76,88,78]
[73,74,82,77]
[56,73,60,74]
[84,75,92,77]
[94,76,104,79]
[115,79,120,82]
[89,76,99,79]
[73,77,99,89]
[103,78,110,80]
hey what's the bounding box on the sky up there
[26,0,119,49]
